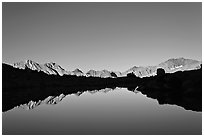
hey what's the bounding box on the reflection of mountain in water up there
[19,94,66,110]
[86,88,113,94]
[7,81,201,112]
[18,88,114,110]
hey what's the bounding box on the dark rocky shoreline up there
[2,63,202,112]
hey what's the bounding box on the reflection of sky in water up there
[2,88,202,135]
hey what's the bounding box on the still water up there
[2,88,202,135]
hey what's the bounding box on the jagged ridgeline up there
[12,57,201,78]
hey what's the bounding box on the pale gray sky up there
[2,2,202,72]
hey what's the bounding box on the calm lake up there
[2,88,202,135]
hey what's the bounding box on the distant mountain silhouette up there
[158,57,201,72]
[86,69,118,78]
[123,58,201,77]
[123,66,157,77]
[71,68,84,76]
[13,60,70,76]
[13,58,201,78]
[44,62,69,76]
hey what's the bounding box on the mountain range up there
[12,57,201,78]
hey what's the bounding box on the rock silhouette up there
[156,68,165,76]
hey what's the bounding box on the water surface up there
[2,88,202,135]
